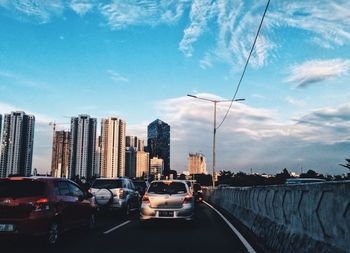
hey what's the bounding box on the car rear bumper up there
[140,205,194,221]
[0,214,52,237]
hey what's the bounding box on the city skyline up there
[1,1,350,175]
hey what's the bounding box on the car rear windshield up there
[0,180,46,198]
[148,182,187,195]
[133,181,146,189]
[92,180,123,189]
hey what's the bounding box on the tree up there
[339,157,350,170]
[300,169,318,178]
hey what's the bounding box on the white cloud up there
[0,0,64,23]
[155,94,350,174]
[286,96,306,107]
[107,70,129,83]
[69,0,94,16]
[179,0,214,57]
[286,59,350,88]
[99,0,188,30]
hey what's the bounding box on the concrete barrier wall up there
[204,181,350,253]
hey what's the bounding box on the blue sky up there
[1,0,350,175]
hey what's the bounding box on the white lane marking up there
[203,201,256,253]
[103,220,131,235]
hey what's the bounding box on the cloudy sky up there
[1,0,350,175]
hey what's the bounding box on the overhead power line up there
[216,0,271,130]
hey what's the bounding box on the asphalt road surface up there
[1,203,250,253]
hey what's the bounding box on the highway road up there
[1,203,252,253]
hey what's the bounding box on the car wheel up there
[47,222,60,246]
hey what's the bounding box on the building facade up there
[126,136,145,152]
[69,115,97,179]
[51,130,70,178]
[150,156,164,176]
[147,119,170,173]
[188,152,207,175]
[100,117,126,178]
[136,151,149,178]
[0,111,35,178]
[95,135,102,177]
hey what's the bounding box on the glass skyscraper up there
[147,119,170,173]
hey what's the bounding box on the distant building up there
[126,136,145,151]
[95,135,102,177]
[51,130,70,178]
[188,152,207,175]
[100,117,126,178]
[147,119,170,173]
[0,111,35,178]
[125,147,136,178]
[69,115,97,179]
[150,157,164,176]
[136,151,149,178]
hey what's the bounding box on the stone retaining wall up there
[204,181,350,253]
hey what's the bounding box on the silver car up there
[140,180,195,221]
[91,178,140,215]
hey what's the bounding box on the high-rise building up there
[125,147,136,178]
[0,114,2,144]
[51,130,70,178]
[100,117,126,178]
[147,119,170,173]
[150,157,164,176]
[69,115,97,179]
[188,152,207,175]
[0,111,35,178]
[95,136,102,177]
[138,139,144,152]
[126,135,145,152]
[136,151,149,178]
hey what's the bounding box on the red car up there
[0,177,96,245]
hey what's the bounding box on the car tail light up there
[183,194,193,204]
[33,198,50,212]
[142,194,150,203]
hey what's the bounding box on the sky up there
[1,0,350,175]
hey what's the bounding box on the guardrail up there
[204,181,350,253]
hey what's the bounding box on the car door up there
[67,182,90,226]
[54,181,76,230]
[128,181,139,209]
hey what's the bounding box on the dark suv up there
[0,177,96,245]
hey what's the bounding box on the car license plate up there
[159,211,174,217]
[0,224,15,232]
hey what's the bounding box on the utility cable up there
[216,0,271,130]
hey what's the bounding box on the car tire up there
[47,222,60,246]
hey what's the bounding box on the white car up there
[140,180,195,221]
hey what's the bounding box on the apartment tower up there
[100,117,126,178]
[69,115,97,179]
[0,111,35,177]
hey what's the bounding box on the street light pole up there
[213,101,217,187]
[187,94,245,187]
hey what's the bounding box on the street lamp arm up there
[187,94,216,103]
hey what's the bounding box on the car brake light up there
[33,198,50,212]
[142,194,150,203]
[183,194,192,204]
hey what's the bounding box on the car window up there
[129,181,136,190]
[148,182,187,195]
[67,182,84,198]
[0,180,46,198]
[56,181,70,196]
[193,183,201,192]
[91,179,123,189]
